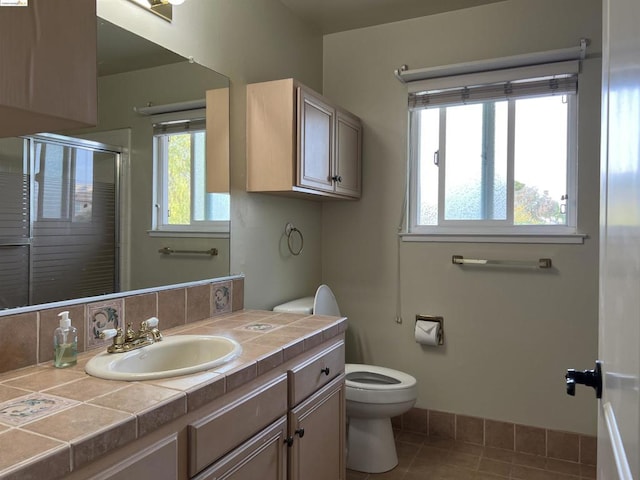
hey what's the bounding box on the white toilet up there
[273,285,418,474]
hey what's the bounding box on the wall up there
[322,0,602,435]
[97,0,325,309]
[77,61,230,290]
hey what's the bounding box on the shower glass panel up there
[31,138,119,305]
[0,135,119,309]
[0,137,29,308]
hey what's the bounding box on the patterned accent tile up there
[0,392,79,426]
[86,298,123,350]
[243,322,277,332]
[212,281,232,315]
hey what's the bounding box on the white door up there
[598,0,640,478]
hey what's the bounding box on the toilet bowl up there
[273,285,418,474]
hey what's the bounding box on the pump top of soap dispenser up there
[58,311,71,328]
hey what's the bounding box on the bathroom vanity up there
[0,310,346,480]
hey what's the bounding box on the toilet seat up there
[346,363,417,405]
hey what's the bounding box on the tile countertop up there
[0,309,347,480]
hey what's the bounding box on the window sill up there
[147,230,230,239]
[400,232,587,244]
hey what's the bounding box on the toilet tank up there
[272,296,314,314]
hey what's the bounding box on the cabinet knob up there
[285,436,294,447]
[295,428,305,438]
[321,367,330,376]
[331,175,342,183]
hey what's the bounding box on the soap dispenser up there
[53,311,78,368]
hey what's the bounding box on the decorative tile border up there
[0,393,79,427]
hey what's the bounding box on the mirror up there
[0,18,230,309]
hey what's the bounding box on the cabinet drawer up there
[193,416,287,480]
[288,340,345,406]
[189,374,288,477]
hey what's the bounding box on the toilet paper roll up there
[415,320,441,346]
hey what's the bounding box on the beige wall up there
[97,0,325,308]
[322,0,602,435]
[76,61,230,290]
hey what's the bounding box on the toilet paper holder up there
[416,315,444,346]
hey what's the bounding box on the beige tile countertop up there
[0,309,346,480]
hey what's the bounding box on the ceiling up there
[279,0,506,34]
[97,18,185,76]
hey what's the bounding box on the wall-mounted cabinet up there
[0,0,97,138]
[247,78,361,200]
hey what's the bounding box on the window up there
[152,113,230,235]
[407,67,579,240]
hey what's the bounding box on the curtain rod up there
[134,98,206,115]
[395,38,588,84]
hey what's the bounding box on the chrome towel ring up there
[285,222,304,256]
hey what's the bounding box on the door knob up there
[565,361,602,399]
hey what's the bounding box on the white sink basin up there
[85,335,242,381]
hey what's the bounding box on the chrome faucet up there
[100,317,163,353]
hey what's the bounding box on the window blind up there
[152,108,206,135]
[409,73,578,110]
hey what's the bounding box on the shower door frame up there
[26,133,122,306]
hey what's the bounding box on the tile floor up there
[346,431,596,480]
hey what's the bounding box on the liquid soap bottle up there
[53,311,78,368]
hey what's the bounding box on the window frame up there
[151,111,230,237]
[404,71,583,244]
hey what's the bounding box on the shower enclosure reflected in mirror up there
[0,18,231,309]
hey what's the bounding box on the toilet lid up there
[313,285,341,316]
[345,363,417,391]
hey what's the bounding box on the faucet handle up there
[99,329,118,340]
[142,317,159,329]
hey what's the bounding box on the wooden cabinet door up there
[334,110,362,198]
[297,87,335,193]
[194,417,287,480]
[288,375,346,480]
